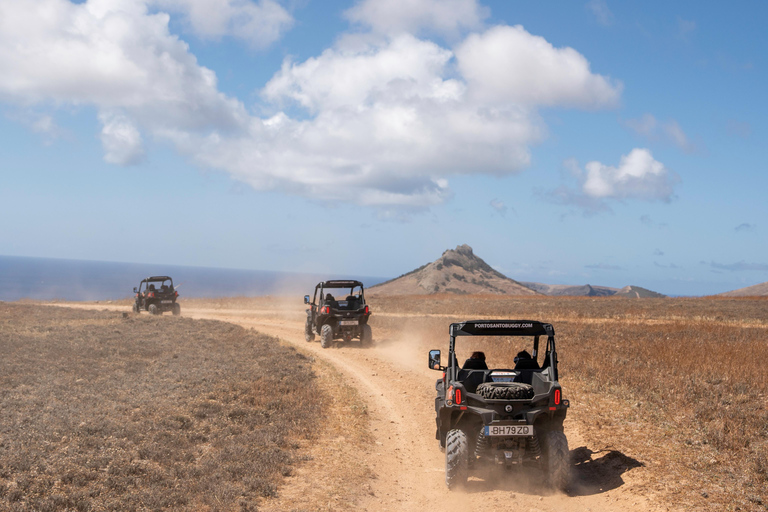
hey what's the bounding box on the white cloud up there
[0,0,248,128]
[625,114,695,152]
[0,0,622,208]
[582,148,676,200]
[455,25,622,108]
[551,149,678,213]
[344,0,488,37]
[151,0,292,47]
[99,111,145,165]
[586,0,613,26]
[489,199,508,216]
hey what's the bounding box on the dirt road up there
[59,302,664,511]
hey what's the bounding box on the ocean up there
[0,255,388,302]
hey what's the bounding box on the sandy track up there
[56,302,663,511]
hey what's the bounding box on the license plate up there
[161,300,172,304]
[485,425,533,437]
[339,320,358,326]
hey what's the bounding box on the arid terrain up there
[4,295,767,511]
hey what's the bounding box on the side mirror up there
[304,295,310,304]
[133,287,137,293]
[428,349,442,370]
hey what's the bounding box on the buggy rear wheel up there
[320,324,333,348]
[132,302,139,314]
[542,430,570,492]
[172,303,181,316]
[445,429,468,489]
[148,304,158,315]
[361,324,372,346]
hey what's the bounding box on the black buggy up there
[304,280,372,348]
[133,276,180,316]
[428,320,570,491]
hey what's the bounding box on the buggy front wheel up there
[320,324,333,348]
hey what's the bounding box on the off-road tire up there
[476,382,534,400]
[132,302,139,314]
[320,324,333,348]
[542,430,570,491]
[361,324,372,346]
[445,429,469,489]
[305,319,316,342]
[148,304,158,315]
[172,303,181,316]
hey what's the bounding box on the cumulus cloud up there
[582,149,676,200]
[151,0,293,47]
[99,111,145,165]
[455,25,622,108]
[345,0,488,37]
[0,0,248,129]
[0,0,622,207]
[551,149,678,213]
[624,114,695,152]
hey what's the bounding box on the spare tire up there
[476,382,534,400]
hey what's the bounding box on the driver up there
[462,351,488,370]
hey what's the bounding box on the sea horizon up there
[0,255,388,302]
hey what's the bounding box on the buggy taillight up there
[364,305,369,314]
[455,388,462,404]
[174,291,178,297]
[321,306,330,314]
[554,389,561,405]
[148,292,154,298]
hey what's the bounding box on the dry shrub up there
[0,303,322,512]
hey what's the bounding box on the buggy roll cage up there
[310,280,365,305]
[139,276,174,285]
[445,320,558,382]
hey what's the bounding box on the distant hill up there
[521,282,618,297]
[613,285,666,298]
[368,245,537,296]
[718,281,768,297]
[522,282,666,298]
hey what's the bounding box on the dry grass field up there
[0,303,322,512]
[369,295,768,511]
[9,295,767,511]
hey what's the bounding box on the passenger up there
[514,350,540,370]
[462,351,488,370]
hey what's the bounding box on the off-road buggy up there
[133,276,180,316]
[428,320,570,491]
[304,280,371,348]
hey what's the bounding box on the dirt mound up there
[369,244,537,296]
[718,280,768,297]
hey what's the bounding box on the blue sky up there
[1,0,766,296]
